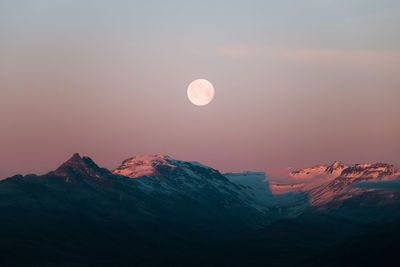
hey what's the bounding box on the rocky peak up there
[53,153,111,178]
[290,161,348,180]
[328,160,345,169]
[309,162,400,206]
[325,161,347,175]
[340,162,399,180]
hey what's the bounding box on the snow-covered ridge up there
[307,162,400,206]
[112,154,176,178]
[340,162,399,180]
[111,155,272,216]
[289,165,326,179]
[289,161,347,180]
[290,161,399,181]
[273,161,400,196]
[112,154,215,178]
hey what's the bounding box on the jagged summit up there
[53,153,111,178]
[55,153,84,170]
[289,160,348,179]
[274,161,400,197]
[304,162,400,205]
[325,160,347,175]
[340,162,399,180]
[328,160,346,169]
[70,153,82,161]
[290,161,399,182]
[289,160,348,180]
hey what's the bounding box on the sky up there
[1,0,400,178]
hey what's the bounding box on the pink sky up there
[1,1,399,178]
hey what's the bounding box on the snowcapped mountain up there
[112,154,224,182]
[289,164,327,179]
[0,154,399,265]
[289,161,398,182]
[340,162,399,180]
[325,160,348,176]
[111,154,278,223]
[309,162,400,206]
[112,154,177,178]
[223,161,400,217]
[0,153,277,265]
[289,160,347,180]
[270,161,399,196]
[268,161,348,195]
[219,162,400,267]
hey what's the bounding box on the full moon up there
[187,79,215,106]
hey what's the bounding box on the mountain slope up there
[225,171,310,217]
[224,172,272,204]
[309,162,400,206]
[0,153,272,265]
[269,161,348,195]
[1,155,399,266]
[213,162,400,266]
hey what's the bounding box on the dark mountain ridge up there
[0,153,273,265]
[0,154,399,266]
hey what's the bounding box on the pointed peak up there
[55,153,87,171]
[58,153,87,168]
[54,153,111,178]
[328,160,345,168]
[68,153,83,162]
[325,161,347,175]
[71,153,81,159]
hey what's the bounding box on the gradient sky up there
[1,0,400,178]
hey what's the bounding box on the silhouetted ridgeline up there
[0,154,399,266]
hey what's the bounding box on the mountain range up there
[0,154,399,266]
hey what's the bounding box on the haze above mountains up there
[1,153,400,266]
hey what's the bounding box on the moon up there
[187,79,215,106]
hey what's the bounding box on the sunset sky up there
[1,0,400,178]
